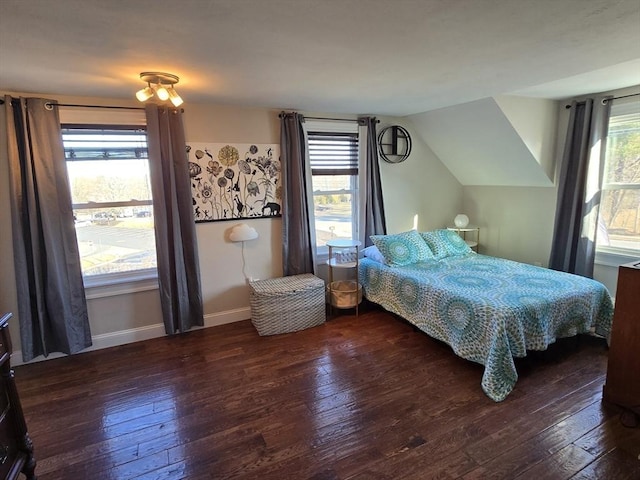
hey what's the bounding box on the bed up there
[359,230,614,402]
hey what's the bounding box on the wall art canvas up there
[187,143,281,222]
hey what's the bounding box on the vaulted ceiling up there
[409,96,559,186]
[1,0,639,116]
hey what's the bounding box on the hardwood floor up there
[13,308,640,479]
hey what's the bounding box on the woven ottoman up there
[249,274,326,336]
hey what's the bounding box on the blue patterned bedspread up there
[359,254,613,402]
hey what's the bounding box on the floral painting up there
[187,143,281,222]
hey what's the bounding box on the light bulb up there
[135,86,154,102]
[168,87,183,107]
[155,85,170,101]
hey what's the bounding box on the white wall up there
[493,95,557,181]
[460,85,640,296]
[405,94,562,267]
[0,95,462,363]
[456,96,562,265]
[409,97,555,187]
[183,104,283,316]
[376,115,463,233]
[462,186,556,265]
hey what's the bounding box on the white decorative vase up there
[454,214,469,228]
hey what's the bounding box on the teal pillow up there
[420,229,472,259]
[370,230,434,266]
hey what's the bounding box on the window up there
[307,124,359,255]
[63,125,157,284]
[596,100,640,257]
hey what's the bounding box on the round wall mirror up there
[377,125,412,163]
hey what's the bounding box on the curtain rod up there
[0,98,145,109]
[278,113,381,123]
[45,102,145,110]
[564,92,640,109]
[305,116,359,122]
[611,92,640,101]
[305,116,381,124]
[50,102,185,114]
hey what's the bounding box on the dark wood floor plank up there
[569,448,640,480]
[353,367,608,479]
[514,443,596,480]
[463,378,610,465]
[12,310,639,479]
[573,410,640,460]
[462,400,616,479]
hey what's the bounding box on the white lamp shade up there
[168,87,183,107]
[454,214,469,228]
[135,86,154,102]
[155,85,170,101]
[230,223,258,242]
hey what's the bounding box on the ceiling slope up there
[408,97,558,187]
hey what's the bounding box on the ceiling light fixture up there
[135,72,183,107]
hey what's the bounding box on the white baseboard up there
[203,307,251,328]
[12,307,251,366]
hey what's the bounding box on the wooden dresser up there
[603,261,640,414]
[0,314,36,480]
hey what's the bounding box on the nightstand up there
[326,239,362,316]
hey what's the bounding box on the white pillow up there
[362,245,386,264]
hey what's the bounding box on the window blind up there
[308,131,358,175]
[62,125,148,161]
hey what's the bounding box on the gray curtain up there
[280,112,315,275]
[145,105,204,333]
[5,96,91,361]
[358,116,387,247]
[549,96,612,277]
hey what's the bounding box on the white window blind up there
[308,131,358,175]
[62,126,148,161]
